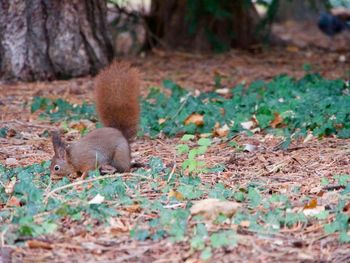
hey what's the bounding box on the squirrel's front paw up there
[99,164,117,175]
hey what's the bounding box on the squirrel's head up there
[50,131,73,178]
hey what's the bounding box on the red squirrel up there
[50,61,140,178]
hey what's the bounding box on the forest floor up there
[1,22,350,262]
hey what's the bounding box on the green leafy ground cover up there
[1,152,350,258]
[1,74,350,259]
[30,74,350,139]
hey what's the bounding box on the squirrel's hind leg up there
[111,142,131,172]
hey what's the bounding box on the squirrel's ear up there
[51,131,66,158]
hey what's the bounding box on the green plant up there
[31,96,96,123]
[177,135,212,175]
[32,74,350,142]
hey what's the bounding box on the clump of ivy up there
[142,74,350,139]
[31,97,96,123]
[31,74,350,140]
[1,159,350,257]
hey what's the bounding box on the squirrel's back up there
[95,61,140,140]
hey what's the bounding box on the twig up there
[322,184,345,191]
[13,120,53,129]
[0,227,6,247]
[163,203,184,209]
[167,152,177,183]
[43,173,153,204]
[171,93,191,120]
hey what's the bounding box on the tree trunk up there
[146,0,261,52]
[0,0,113,82]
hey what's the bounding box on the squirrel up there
[50,61,140,179]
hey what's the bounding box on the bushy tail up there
[94,61,140,140]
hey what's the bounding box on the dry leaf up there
[190,198,241,219]
[343,202,350,213]
[241,121,255,130]
[270,112,283,128]
[184,113,204,126]
[286,45,299,52]
[240,220,250,228]
[194,89,201,97]
[7,196,21,207]
[303,133,313,143]
[158,118,166,125]
[241,116,259,131]
[310,186,322,194]
[71,122,87,132]
[125,204,141,213]
[304,198,317,209]
[199,133,212,138]
[298,252,314,260]
[215,88,230,95]
[108,218,130,235]
[88,194,105,204]
[27,240,52,249]
[5,177,16,194]
[70,120,95,132]
[213,123,229,137]
[303,206,325,217]
[7,128,17,137]
[168,190,184,201]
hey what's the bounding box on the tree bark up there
[146,0,261,52]
[0,0,113,82]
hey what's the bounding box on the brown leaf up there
[184,113,204,126]
[7,128,17,137]
[213,123,229,137]
[240,220,250,228]
[190,198,241,220]
[71,122,87,132]
[27,240,52,249]
[7,196,21,207]
[286,45,299,52]
[304,198,317,209]
[158,118,166,125]
[108,218,130,235]
[168,190,184,201]
[343,202,350,213]
[199,133,212,138]
[241,116,259,131]
[124,203,141,213]
[270,112,283,128]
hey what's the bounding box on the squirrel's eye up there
[54,165,60,171]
